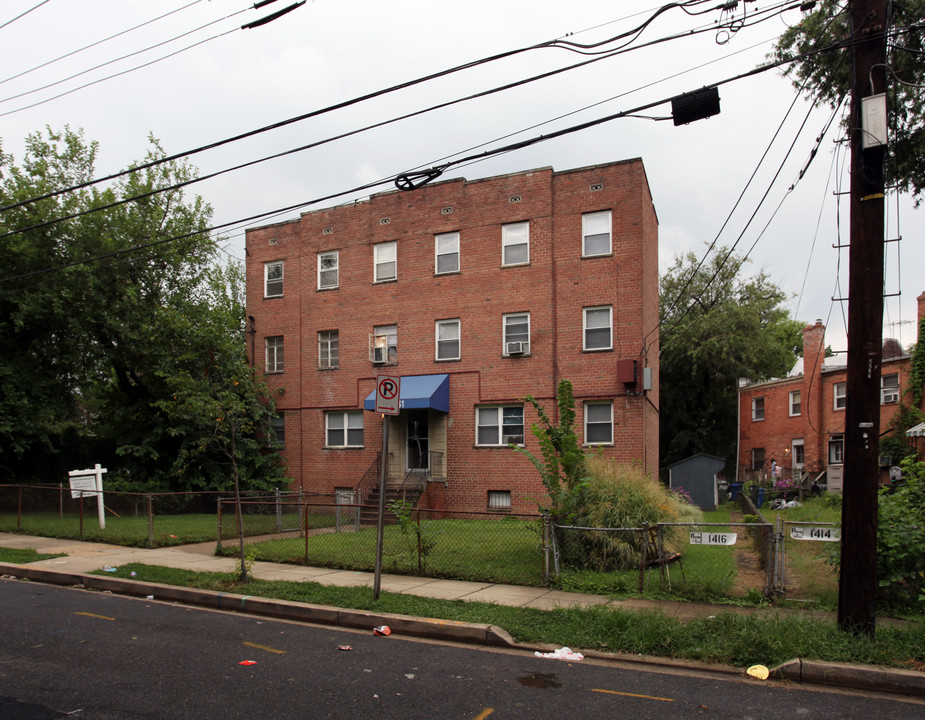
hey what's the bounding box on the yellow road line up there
[472,710,494,720]
[243,641,287,655]
[592,688,674,702]
[74,612,115,621]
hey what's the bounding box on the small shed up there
[668,453,726,511]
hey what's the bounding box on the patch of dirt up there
[728,509,767,597]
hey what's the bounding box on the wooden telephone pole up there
[838,0,890,636]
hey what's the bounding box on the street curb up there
[773,658,925,698]
[0,563,514,647]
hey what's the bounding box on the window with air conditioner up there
[881,373,899,404]
[503,312,530,356]
[370,324,396,364]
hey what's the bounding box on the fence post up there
[542,510,550,583]
[216,499,223,555]
[275,487,282,533]
[17,486,23,531]
[304,500,309,565]
[639,521,648,592]
[59,482,63,520]
[146,494,154,549]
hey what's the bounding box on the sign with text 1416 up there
[689,531,737,546]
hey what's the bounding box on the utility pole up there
[838,0,889,636]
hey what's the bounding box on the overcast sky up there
[2,0,922,354]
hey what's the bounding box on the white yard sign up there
[689,531,737,546]
[790,525,841,542]
[68,464,107,529]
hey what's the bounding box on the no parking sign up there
[374,375,401,415]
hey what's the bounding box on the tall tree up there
[659,247,804,471]
[0,127,283,492]
[773,0,925,202]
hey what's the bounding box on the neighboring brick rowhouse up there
[737,294,925,483]
[245,160,660,513]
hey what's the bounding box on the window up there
[476,405,524,446]
[435,319,460,361]
[326,410,364,448]
[503,312,530,355]
[582,210,612,256]
[269,414,285,447]
[435,232,459,274]
[584,402,613,444]
[789,390,801,416]
[374,241,396,282]
[751,447,765,470]
[318,330,339,369]
[752,396,765,421]
[265,336,284,373]
[264,261,283,297]
[318,251,338,289]
[583,306,612,351]
[502,222,529,266]
[829,435,844,464]
[487,490,512,511]
[371,324,397,364]
[881,373,899,404]
[834,382,846,410]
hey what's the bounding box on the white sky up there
[2,0,922,353]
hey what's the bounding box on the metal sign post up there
[372,376,400,600]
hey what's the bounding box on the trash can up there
[756,488,765,508]
[729,483,742,501]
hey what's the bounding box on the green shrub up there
[877,456,925,609]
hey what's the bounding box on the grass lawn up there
[0,512,219,547]
[0,547,65,563]
[89,561,925,671]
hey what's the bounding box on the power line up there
[0,0,51,31]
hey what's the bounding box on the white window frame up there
[435,231,460,274]
[583,306,612,351]
[881,373,899,404]
[371,324,397,364]
[503,312,530,356]
[582,210,612,257]
[476,405,524,446]
[318,330,339,369]
[318,251,338,290]
[265,336,284,373]
[264,261,283,298]
[829,435,844,464]
[791,439,804,468]
[584,401,613,445]
[326,410,364,448]
[752,396,765,421]
[501,222,529,266]
[487,490,512,511]
[834,382,846,410]
[374,241,397,282]
[435,319,460,361]
[789,389,801,416]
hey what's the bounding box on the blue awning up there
[364,374,450,413]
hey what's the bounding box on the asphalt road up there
[1,579,922,719]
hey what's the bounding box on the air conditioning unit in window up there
[882,391,899,404]
[506,341,526,356]
[372,346,387,364]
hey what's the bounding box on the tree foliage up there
[0,127,283,492]
[659,247,804,471]
[773,0,925,202]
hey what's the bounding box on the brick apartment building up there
[244,160,660,513]
[737,291,925,491]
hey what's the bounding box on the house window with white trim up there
[318,330,339,369]
[881,373,899,404]
[789,389,801,416]
[264,261,283,297]
[318,251,338,289]
[503,312,530,356]
[501,222,529,266]
[584,401,613,445]
[752,396,765,421]
[476,405,524,446]
[374,241,397,282]
[435,232,459,274]
[583,306,612,351]
[265,336,284,373]
[582,210,612,257]
[435,319,460,361]
[791,439,804,468]
[326,410,364,448]
[834,382,846,410]
[371,324,397,364]
[829,435,844,464]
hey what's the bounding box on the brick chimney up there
[802,320,826,473]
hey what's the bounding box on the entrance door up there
[406,410,429,471]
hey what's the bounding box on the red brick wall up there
[246,160,659,513]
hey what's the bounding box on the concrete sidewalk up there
[2,532,924,699]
